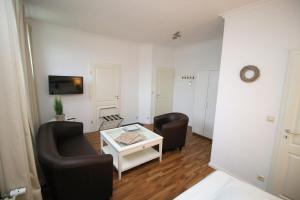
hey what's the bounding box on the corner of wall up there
[219,0,275,19]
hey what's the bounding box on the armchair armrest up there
[50,154,113,200]
[52,154,112,169]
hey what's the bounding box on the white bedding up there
[174,171,282,200]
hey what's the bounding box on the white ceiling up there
[25,0,259,46]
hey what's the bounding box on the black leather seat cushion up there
[58,135,96,156]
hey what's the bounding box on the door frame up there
[268,50,300,195]
[89,63,121,131]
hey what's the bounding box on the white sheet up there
[174,171,282,200]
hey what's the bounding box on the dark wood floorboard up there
[85,125,214,200]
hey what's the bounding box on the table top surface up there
[100,124,162,152]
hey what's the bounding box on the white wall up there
[138,44,153,124]
[210,0,300,189]
[174,39,223,70]
[138,44,175,122]
[31,21,140,132]
[152,45,174,68]
[173,39,223,122]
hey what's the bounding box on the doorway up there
[154,68,174,116]
[91,64,121,130]
[269,51,300,200]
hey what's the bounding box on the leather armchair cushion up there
[154,112,189,150]
[58,135,96,157]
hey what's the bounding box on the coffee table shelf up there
[102,146,160,172]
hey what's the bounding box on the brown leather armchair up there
[154,112,189,151]
[37,121,113,200]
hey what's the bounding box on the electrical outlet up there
[257,175,265,182]
[266,116,275,123]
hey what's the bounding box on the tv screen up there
[49,75,83,94]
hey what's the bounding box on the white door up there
[193,71,210,135]
[193,70,219,139]
[91,64,120,130]
[155,68,174,116]
[269,51,300,200]
[204,71,219,139]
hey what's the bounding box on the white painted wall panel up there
[210,0,300,189]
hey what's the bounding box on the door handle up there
[285,129,300,135]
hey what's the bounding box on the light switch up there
[266,116,275,123]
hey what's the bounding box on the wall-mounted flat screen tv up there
[49,75,83,95]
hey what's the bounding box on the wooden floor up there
[85,125,214,200]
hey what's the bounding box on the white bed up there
[174,171,282,200]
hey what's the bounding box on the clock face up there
[240,65,260,82]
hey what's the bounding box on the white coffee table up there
[100,124,163,180]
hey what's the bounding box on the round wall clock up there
[240,65,260,83]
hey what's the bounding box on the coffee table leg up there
[100,136,103,155]
[118,154,122,180]
[159,142,162,162]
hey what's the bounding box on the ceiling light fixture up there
[172,31,181,40]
